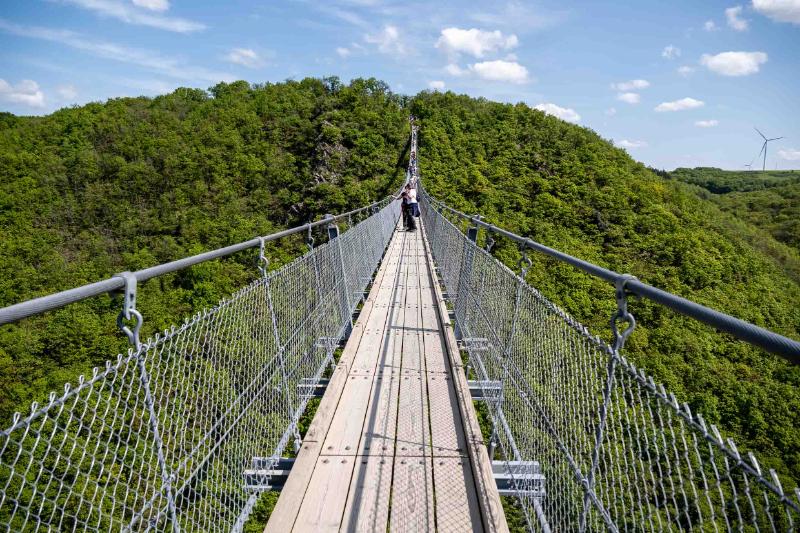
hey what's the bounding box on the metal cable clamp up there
[611,274,637,352]
[114,271,142,350]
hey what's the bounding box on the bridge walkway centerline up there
[264,219,509,532]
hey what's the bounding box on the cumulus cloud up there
[365,25,405,54]
[616,139,648,149]
[662,45,681,59]
[753,0,800,23]
[700,51,767,76]
[534,103,581,123]
[611,79,650,91]
[132,0,169,11]
[428,80,445,90]
[57,84,78,100]
[726,6,749,30]
[704,20,719,30]
[655,98,706,113]
[435,27,518,58]
[617,92,641,104]
[695,119,719,127]
[778,148,800,160]
[445,63,467,76]
[0,78,45,107]
[677,65,695,77]
[225,48,264,68]
[470,60,529,83]
[655,97,705,112]
[61,0,204,32]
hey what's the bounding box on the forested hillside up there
[0,77,409,424]
[408,92,800,486]
[1,80,799,487]
[669,167,800,252]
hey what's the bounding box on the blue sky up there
[1,0,799,170]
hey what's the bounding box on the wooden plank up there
[418,220,510,533]
[321,373,374,455]
[340,457,393,532]
[358,374,400,456]
[389,456,435,532]
[432,457,485,533]
[304,226,402,443]
[426,373,468,457]
[395,372,429,456]
[264,440,321,533]
[292,455,356,533]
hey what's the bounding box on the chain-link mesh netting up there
[0,200,400,532]
[420,192,800,532]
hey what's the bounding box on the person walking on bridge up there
[404,183,419,231]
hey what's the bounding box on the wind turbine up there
[744,163,752,171]
[755,127,783,171]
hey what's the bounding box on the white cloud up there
[726,5,749,30]
[617,92,641,104]
[616,139,648,149]
[225,48,264,68]
[753,0,800,24]
[428,80,446,90]
[704,20,719,30]
[57,84,78,100]
[0,78,45,107]
[435,27,518,58]
[534,103,581,123]
[700,51,767,76]
[364,25,405,54]
[605,107,617,116]
[470,60,529,83]
[0,19,233,83]
[336,47,351,58]
[131,0,169,11]
[445,63,467,76]
[695,119,719,127]
[662,45,681,59]
[655,97,705,112]
[677,65,695,76]
[611,79,650,91]
[778,148,800,160]
[61,0,204,33]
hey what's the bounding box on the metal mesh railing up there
[0,199,399,532]
[419,191,800,532]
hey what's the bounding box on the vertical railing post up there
[327,215,354,337]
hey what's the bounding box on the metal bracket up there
[114,271,142,350]
[257,237,269,278]
[518,249,533,279]
[611,274,637,352]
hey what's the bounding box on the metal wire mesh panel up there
[0,200,400,532]
[419,192,800,532]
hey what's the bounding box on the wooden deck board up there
[266,223,508,533]
[340,457,393,532]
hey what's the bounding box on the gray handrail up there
[0,197,391,325]
[423,191,800,363]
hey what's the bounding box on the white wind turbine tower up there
[755,127,783,171]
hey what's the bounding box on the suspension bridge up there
[1,118,799,532]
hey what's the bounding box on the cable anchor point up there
[114,271,143,350]
[611,274,637,352]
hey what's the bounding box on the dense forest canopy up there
[1,79,798,488]
[668,167,800,252]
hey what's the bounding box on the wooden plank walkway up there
[265,220,508,533]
